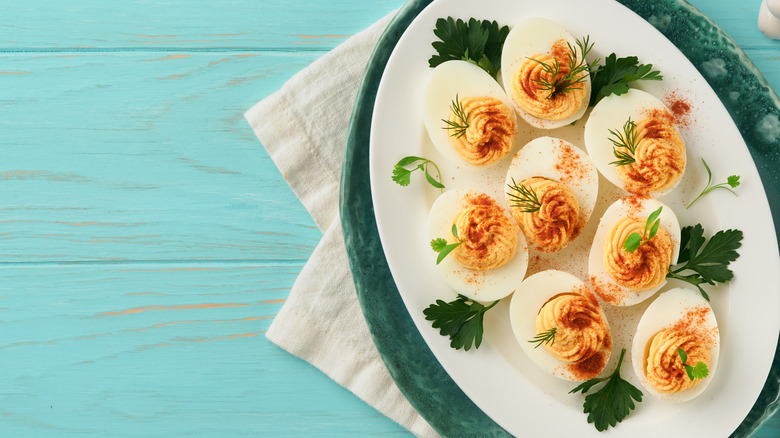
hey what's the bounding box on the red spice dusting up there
[621,195,650,216]
[571,351,607,380]
[550,39,570,62]
[553,140,588,186]
[670,305,718,349]
[589,275,626,306]
[665,90,693,128]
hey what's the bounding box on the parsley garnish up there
[608,117,639,166]
[392,156,445,189]
[423,294,499,351]
[431,224,463,265]
[442,94,470,138]
[569,348,643,432]
[677,347,709,381]
[506,178,541,213]
[666,224,743,301]
[623,206,662,253]
[428,17,509,80]
[589,54,662,106]
[529,327,556,349]
[687,158,741,209]
[530,36,598,99]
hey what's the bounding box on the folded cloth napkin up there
[244,11,439,438]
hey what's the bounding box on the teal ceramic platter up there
[341,0,780,436]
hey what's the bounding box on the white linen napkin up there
[244,12,439,438]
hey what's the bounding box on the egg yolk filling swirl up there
[617,113,686,195]
[510,40,587,121]
[510,177,580,251]
[535,292,611,379]
[603,216,673,291]
[447,96,517,166]
[644,328,710,393]
[450,195,519,271]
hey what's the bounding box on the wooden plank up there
[0,52,325,262]
[0,263,408,436]
[0,0,402,51]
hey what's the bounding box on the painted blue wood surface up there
[0,0,778,436]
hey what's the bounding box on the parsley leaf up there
[430,224,463,265]
[429,17,509,79]
[687,158,741,208]
[589,54,662,106]
[623,206,662,253]
[392,156,445,189]
[667,224,743,300]
[423,294,499,351]
[677,347,709,381]
[569,348,643,432]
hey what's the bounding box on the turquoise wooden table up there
[1,0,778,436]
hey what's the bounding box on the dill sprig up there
[507,178,541,213]
[441,94,470,138]
[609,117,639,166]
[530,36,598,99]
[529,327,556,349]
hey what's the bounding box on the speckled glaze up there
[340,0,780,436]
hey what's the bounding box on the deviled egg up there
[504,137,598,252]
[510,270,612,381]
[423,60,518,167]
[631,287,719,402]
[589,196,681,306]
[428,189,529,301]
[500,18,592,129]
[584,88,686,196]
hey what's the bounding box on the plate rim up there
[340,0,780,436]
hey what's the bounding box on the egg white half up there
[509,270,610,380]
[588,196,681,306]
[427,189,529,302]
[584,87,687,195]
[500,17,592,129]
[504,136,599,250]
[631,287,720,402]
[422,60,519,167]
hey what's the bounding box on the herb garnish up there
[431,224,463,265]
[442,94,470,138]
[569,348,643,432]
[623,206,662,253]
[589,54,663,106]
[530,37,598,99]
[608,117,639,166]
[529,327,556,349]
[423,294,499,351]
[677,347,709,381]
[666,224,743,301]
[428,17,509,80]
[687,158,741,209]
[506,178,541,213]
[392,156,445,189]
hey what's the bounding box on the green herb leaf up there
[589,54,662,106]
[667,224,743,300]
[506,178,541,213]
[431,224,462,264]
[623,233,642,252]
[442,94,470,138]
[423,294,499,350]
[529,327,556,349]
[608,117,639,166]
[623,206,662,253]
[677,347,709,381]
[687,158,741,208]
[429,17,509,79]
[569,348,643,432]
[392,156,445,189]
[530,36,598,99]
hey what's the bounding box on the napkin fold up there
[245,12,439,438]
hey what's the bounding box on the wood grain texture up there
[1,0,778,436]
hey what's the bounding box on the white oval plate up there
[369,0,780,435]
